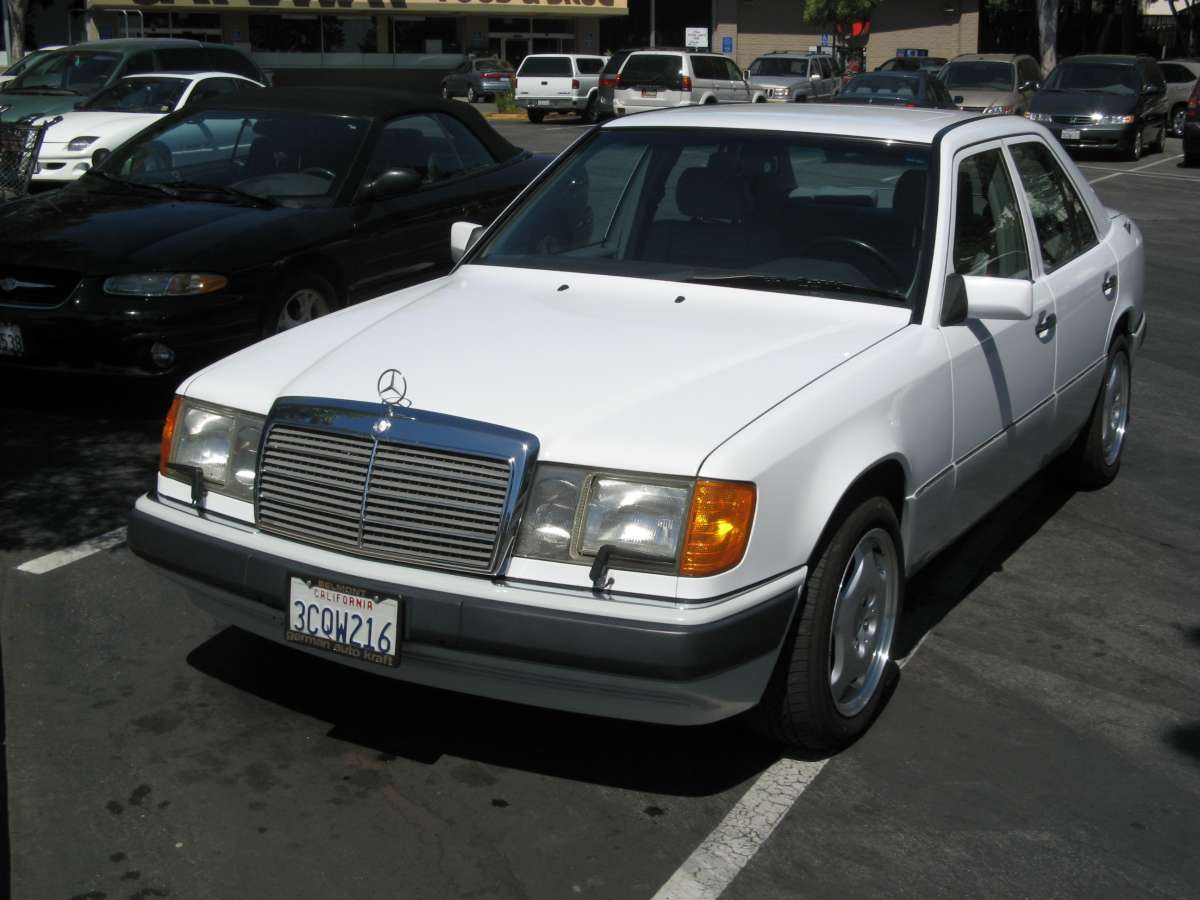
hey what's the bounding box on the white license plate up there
[286,577,400,667]
[0,322,23,357]
[1061,128,1081,140]
[537,99,552,105]
[641,89,658,97]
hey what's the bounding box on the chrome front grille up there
[258,424,514,573]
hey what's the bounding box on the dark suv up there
[1026,54,1169,160]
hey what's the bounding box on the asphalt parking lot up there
[2,124,1199,900]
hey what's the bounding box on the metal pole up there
[650,0,655,48]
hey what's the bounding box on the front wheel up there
[1127,129,1143,161]
[1172,105,1186,138]
[753,496,903,751]
[263,273,337,338]
[1067,335,1131,489]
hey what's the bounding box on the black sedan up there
[829,71,958,109]
[0,88,548,377]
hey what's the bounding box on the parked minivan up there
[1026,54,1169,160]
[514,53,608,123]
[611,50,765,115]
[0,38,265,123]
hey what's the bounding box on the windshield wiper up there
[85,169,179,198]
[167,180,276,209]
[685,274,907,304]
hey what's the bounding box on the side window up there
[1019,58,1041,86]
[188,78,240,105]
[576,58,604,75]
[691,57,717,80]
[1008,141,1098,272]
[952,148,1031,279]
[818,57,833,79]
[363,113,494,187]
[124,52,154,76]
[723,59,743,82]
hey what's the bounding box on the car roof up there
[521,53,606,58]
[602,102,973,144]
[755,51,826,58]
[119,71,259,82]
[185,86,521,159]
[1060,54,1141,65]
[64,38,207,51]
[948,53,1023,63]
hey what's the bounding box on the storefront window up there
[143,12,220,43]
[250,15,320,53]
[393,16,458,54]
[322,17,381,55]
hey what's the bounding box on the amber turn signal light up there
[160,395,182,476]
[680,479,756,577]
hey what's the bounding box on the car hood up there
[37,110,161,144]
[949,88,1018,108]
[1030,89,1136,116]
[0,92,81,122]
[185,266,911,473]
[0,184,328,275]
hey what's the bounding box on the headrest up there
[893,169,926,222]
[677,166,744,221]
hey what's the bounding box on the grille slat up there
[257,425,512,572]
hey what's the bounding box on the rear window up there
[843,73,921,99]
[576,58,605,75]
[620,54,684,89]
[518,56,572,77]
[602,51,631,76]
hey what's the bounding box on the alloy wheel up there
[827,527,900,717]
[1174,108,1186,138]
[1101,352,1130,467]
[275,287,331,333]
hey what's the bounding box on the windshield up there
[941,60,1014,91]
[474,128,932,306]
[99,109,370,206]
[841,73,922,101]
[8,50,122,95]
[4,49,47,78]
[748,57,808,77]
[83,77,189,113]
[1043,62,1139,95]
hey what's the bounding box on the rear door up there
[815,56,837,99]
[515,55,574,105]
[721,57,750,101]
[690,56,723,102]
[617,53,686,108]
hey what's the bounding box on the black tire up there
[527,109,546,123]
[1171,105,1186,138]
[1127,129,1143,161]
[467,86,479,103]
[1150,124,1166,153]
[582,94,599,124]
[753,496,903,752]
[261,272,338,339]
[1066,335,1132,490]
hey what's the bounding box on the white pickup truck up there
[514,53,608,124]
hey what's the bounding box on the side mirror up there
[942,273,1033,326]
[450,220,484,263]
[1017,80,1038,92]
[366,168,421,201]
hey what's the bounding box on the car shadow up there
[185,465,1080,796]
[1163,624,1200,769]
[0,370,169,552]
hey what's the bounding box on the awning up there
[87,0,628,15]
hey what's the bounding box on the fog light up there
[150,342,175,369]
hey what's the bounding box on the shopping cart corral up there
[0,117,59,201]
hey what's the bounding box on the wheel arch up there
[274,253,347,310]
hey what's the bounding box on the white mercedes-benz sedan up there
[33,71,263,183]
[129,104,1146,750]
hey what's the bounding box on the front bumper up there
[32,150,91,183]
[0,276,261,376]
[128,495,802,726]
[1044,121,1137,152]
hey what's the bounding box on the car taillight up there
[600,76,617,88]
[482,72,502,80]
[512,77,518,92]
[572,78,580,90]
[1189,94,1198,120]
[681,74,692,92]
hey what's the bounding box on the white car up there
[613,50,766,115]
[33,71,263,183]
[129,105,1145,751]
[514,53,608,124]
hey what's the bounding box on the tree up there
[802,0,881,26]
[1038,0,1058,74]
[5,0,30,60]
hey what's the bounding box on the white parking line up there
[650,642,930,900]
[16,527,127,574]
[1085,153,1187,184]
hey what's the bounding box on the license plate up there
[537,99,552,105]
[286,577,400,667]
[641,89,658,97]
[1062,128,1081,140]
[0,322,23,357]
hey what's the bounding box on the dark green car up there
[0,38,264,123]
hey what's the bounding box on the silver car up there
[441,57,514,103]
[1160,59,1200,136]
[941,53,1042,116]
[745,52,840,102]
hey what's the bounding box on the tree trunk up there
[1038,0,1058,74]
[5,0,27,60]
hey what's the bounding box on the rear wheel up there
[263,272,337,338]
[1067,335,1131,489]
[582,94,599,124]
[527,108,546,123]
[753,496,903,751]
[1172,105,1187,138]
[467,86,479,103]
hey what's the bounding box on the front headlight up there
[983,104,1013,116]
[1097,113,1135,125]
[514,464,755,577]
[103,273,228,297]
[67,135,98,152]
[1025,111,1052,122]
[160,396,264,503]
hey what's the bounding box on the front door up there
[940,142,1057,534]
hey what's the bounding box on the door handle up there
[1102,272,1117,299]
[1035,311,1057,337]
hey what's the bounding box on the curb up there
[484,113,528,121]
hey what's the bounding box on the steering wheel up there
[301,167,336,180]
[806,236,902,284]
